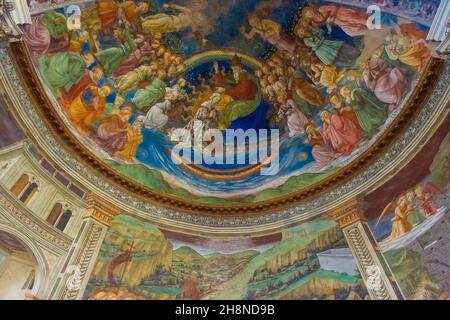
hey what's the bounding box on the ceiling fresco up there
[19,0,439,208]
[0,0,450,302]
[363,112,450,299]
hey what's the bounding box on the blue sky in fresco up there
[150,0,304,57]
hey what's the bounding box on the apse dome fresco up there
[19,0,439,208]
[0,0,450,303]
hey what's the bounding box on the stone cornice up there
[0,45,449,235]
[0,183,72,254]
[328,197,366,229]
[83,193,123,227]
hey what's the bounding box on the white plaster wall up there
[0,250,34,300]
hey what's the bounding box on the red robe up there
[225,77,258,101]
[323,113,362,155]
[418,193,437,216]
[212,72,229,86]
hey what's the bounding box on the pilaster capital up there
[328,197,366,229]
[83,193,123,227]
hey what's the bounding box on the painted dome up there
[16,0,442,214]
[1,0,450,302]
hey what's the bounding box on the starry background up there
[148,0,306,58]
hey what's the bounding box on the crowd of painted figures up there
[22,1,193,162]
[251,4,431,165]
[21,1,432,167]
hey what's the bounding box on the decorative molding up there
[29,0,92,15]
[83,193,123,227]
[5,40,447,216]
[329,197,401,300]
[0,42,449,234]
[427,1,450,41]
[0,184,72,252]
[61,222,104,300]
[346,225,393,300]
[436,20,450,57]
[0,220,50,298]
[329,197,365,229]
[9,0,31,25]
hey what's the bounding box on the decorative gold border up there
[8,41,445,216]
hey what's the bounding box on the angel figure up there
[384,25,431,72]
[414,183,444,217]
[376,195,413,239]
[309,62,345,93]
[240,1,305,57]
[141,0,208,35]
[300,5,369,37]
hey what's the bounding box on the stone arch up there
[0,222,50,298]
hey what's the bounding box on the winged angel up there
[375,183,445,239]
[140,0,232,40]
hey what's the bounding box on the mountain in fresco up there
[214,220,366,300]
[87,215,175,299]
[173,246,206,264]
[85,216,367,300]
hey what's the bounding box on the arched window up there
[46,203,63,226]
[19,183,38,205]
[55,210,72,232]
[10,174,29,197]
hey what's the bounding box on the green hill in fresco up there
[429,133,450,187]
[91,215,173,290]
[214,220,363,299]
[173,246,206,264]
[106,160,337,204]
[86,216,366,300]
[384,249,445,299]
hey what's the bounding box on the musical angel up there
[375,182,445,239]
[376,195,413,239]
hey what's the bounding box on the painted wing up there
[375,201,396,228]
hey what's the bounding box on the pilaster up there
[329,197,403,300]
[49,193,122,300]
